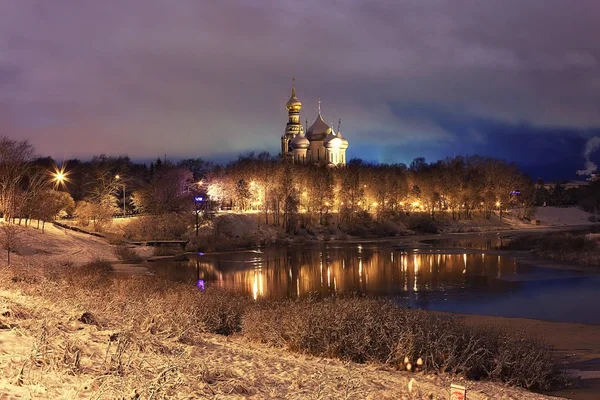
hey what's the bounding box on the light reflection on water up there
[147,243,600,324]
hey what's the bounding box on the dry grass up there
[0,262,565,398]
[504,232,600,266]
[243,297,563,391]
[114,244,143,262]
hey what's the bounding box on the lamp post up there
[51,165,68,190]
[194,196,203,236]
[496,201,501,220]
[115,175,126,217]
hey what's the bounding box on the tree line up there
[208,153,534,232]
[0,136,537,236]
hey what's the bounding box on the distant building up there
[280,80,348,166]
[542,180,589,190]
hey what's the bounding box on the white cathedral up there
[280,80,349,166]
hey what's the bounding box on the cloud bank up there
[0,0,598,164]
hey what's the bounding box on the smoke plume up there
[577,137,600,176]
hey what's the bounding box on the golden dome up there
[286,79,302,112]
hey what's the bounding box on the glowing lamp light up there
[495,201,501,207]
[51,165,70,189]
[195,196,204,202]
[198,252,204,256]
[197,280,205,291]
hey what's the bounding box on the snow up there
[0,218,580,398]
[0,287,560,399]
[0,220,117,268]
[533,206,595,226]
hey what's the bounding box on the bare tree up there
[0,223,21,266]
[0,138,35,221]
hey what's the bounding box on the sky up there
[1,0,599,181]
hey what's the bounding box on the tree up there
[132,166,194,214]
[74,198,116,231]
[177,158,212,181]
[0,223,21,266]
[0,138,35,221]
[234,179,251,211]
[36,190,75,231]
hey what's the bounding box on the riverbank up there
[459,314,600,400]
[0,221,119,268]
[3,219,600,398]
[0,264,564,399]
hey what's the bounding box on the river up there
[146,239,600,325]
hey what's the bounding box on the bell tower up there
[281,77,304,161]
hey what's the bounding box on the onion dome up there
[306,113,330,141]
[324,130,342,149]
[337,130,349,150]
[286,80,302,112]
[291,132,310,149]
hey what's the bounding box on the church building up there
[280,80,348,166]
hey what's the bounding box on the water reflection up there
[421,235,506,250]
[149,244,524,301]
[146,243,600,324]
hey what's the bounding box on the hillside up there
[0,221,117,268]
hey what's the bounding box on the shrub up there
[503,232,598,264]
[187,233,260,252]
[122,214,189,240]
[192,288,251,335]
[79,259,113,275]
[114,245,143,262]
[407,215,438,234]
[14,264,563,391]
[242,297,562,390]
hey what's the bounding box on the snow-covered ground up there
[0,286,560,400]
[533,206,595,226]
[0,217,584,398]
[0,221,117,268]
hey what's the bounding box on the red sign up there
[450,384,466,400]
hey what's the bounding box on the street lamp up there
[115,175,126,217]
[51,165,69,189]
[496,201,501,219]
[194,196,204,236]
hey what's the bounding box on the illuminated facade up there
[281,80,349,166]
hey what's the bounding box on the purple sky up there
[1,1,599,173]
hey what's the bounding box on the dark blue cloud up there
[349,102,598,180]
